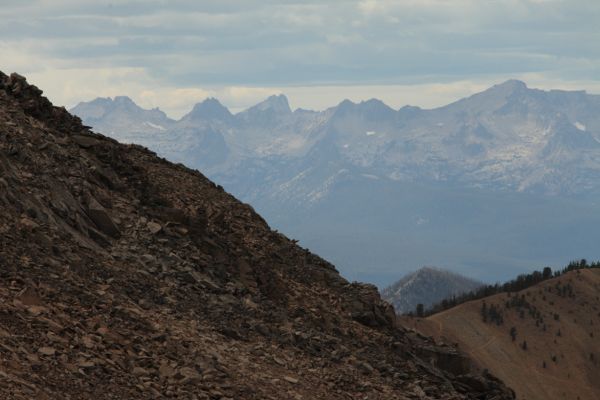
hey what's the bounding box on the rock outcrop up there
[0,71,514,399]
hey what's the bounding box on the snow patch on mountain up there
[144,121,166,131]
[307,169,349,203]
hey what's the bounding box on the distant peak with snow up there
[381,267,484,315]
[183,98,233,122]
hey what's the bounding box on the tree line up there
[422,259,600,316]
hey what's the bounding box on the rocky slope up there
[0,72,514,399]
[71,83,600,286]
[403,269,600,400]
[381,267,483,315]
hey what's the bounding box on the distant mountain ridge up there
[71,95,174,140]
[381,267,484,315]
[182,97,234,123]
[71,81,600,285]
[71,80,600,198]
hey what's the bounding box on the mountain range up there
[381,267,483,315]
[71,81,600,285]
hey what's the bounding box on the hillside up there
[381,267,483,315]
[71,83,600,286]
[404,269,600,400]
[0,72,515,399]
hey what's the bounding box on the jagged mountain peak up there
[338,98,356,107]
[109,96,149,114]
[333,98,396,119]
[440,79,534,115]
[245,93,291,114]
[330,99,357,116]
[362,98,387,105]
[397,104,423,118]
[474,79,530,100]
[70,95,172,132]
[235,93,292,126]
[113,95,136,105]
[360,98,395,112]
[495,79,528,91]
[182,97,233,122]
[91,95,142,112]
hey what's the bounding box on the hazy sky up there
[1,0,599,117]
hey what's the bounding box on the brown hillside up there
[0,72,514,399]
[405,269,600,400]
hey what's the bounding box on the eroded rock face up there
[86,196,121,239]
[0,71,515,399]
[344,283,397,328]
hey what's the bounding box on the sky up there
[1,0,599,117]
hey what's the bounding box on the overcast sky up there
[1,0,599,117]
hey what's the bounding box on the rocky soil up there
[0,71,514,399]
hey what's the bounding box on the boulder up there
[86,196,120,238]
